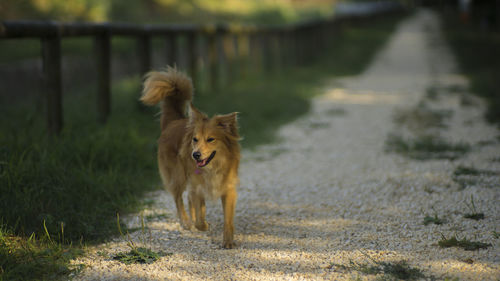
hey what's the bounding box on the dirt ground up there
[73,9,499,280]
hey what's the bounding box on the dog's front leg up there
[189,191,209,231]
[172,188,191,230]
[221,187,237,249]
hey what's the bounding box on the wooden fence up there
[0,6,400,135]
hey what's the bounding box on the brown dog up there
[140,67,240,249]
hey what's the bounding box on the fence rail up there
[0,4,401,135]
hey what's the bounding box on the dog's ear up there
[214,112,239,139]
[188,103,207,124]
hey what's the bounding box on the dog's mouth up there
[196,151,216,168]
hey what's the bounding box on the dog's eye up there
[193,137,198,142]
[207,138,215,143]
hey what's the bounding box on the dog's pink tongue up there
[196,159,206,167]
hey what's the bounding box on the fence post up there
[237,31,250,78]
[207,28,223,91]
[298,27,308,65]
[137,34,151,76]
[186,30,198,85]
[231,33,240,80]
[272,31,282,74]
[95,26,111,124]
[41,32,63,135]
[217,29,227,87]
[248,31,261,73]
[285,28,296,67]
[291,27,300,66]
[223,33,237,83]
[262,31,273,73]
[165,31,177,66]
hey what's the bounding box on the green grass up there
[384,134,470,160]
[463,213,485,220]
[111,214,169,265]
[462,195,485,221]
[423,214,445,225]
[438,235,491,251]
[113,247,168,265]
[454,165,481,176]
[0,12,408,280]
[0,89,159,241]
[425,85,439,100]
[452,165,499,189]
[441,13,500,127]
[454,165,498,177]
[145,213,169,221]
[0,224,83,281]
[0,77,159,280]
[393,102,453,131]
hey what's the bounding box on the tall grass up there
[0,224,83,280]
[0,80,159,241]
[0,12,407,280]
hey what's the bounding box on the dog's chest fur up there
[189,169,227,200]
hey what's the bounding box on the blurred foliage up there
[1,0,110,21]
[1,0,337,24]
[441,11,500,127]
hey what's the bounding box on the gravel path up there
[73,10,499,280]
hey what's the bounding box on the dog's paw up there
[195,221,209,231]
[222,240,235,249]
[179,219,192,230]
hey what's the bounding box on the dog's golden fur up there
[140,67,240,249]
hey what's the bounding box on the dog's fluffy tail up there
[140,67,193,130]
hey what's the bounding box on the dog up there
[140,67,240,249]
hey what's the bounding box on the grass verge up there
[0,12,408,280]
[113,247,167,265]
[393,101,453,131]
[384,133,470,160]
[423,214,445,225]
[0,224,83,280]
[0,78,159,280]
[111,214,170,265]
[332,259,425,280]
[438,235,491,251]
[462,195,485,220]
[452,165,500,189]
[441,12,500,127]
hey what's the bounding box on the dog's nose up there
[192,151,201,160]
